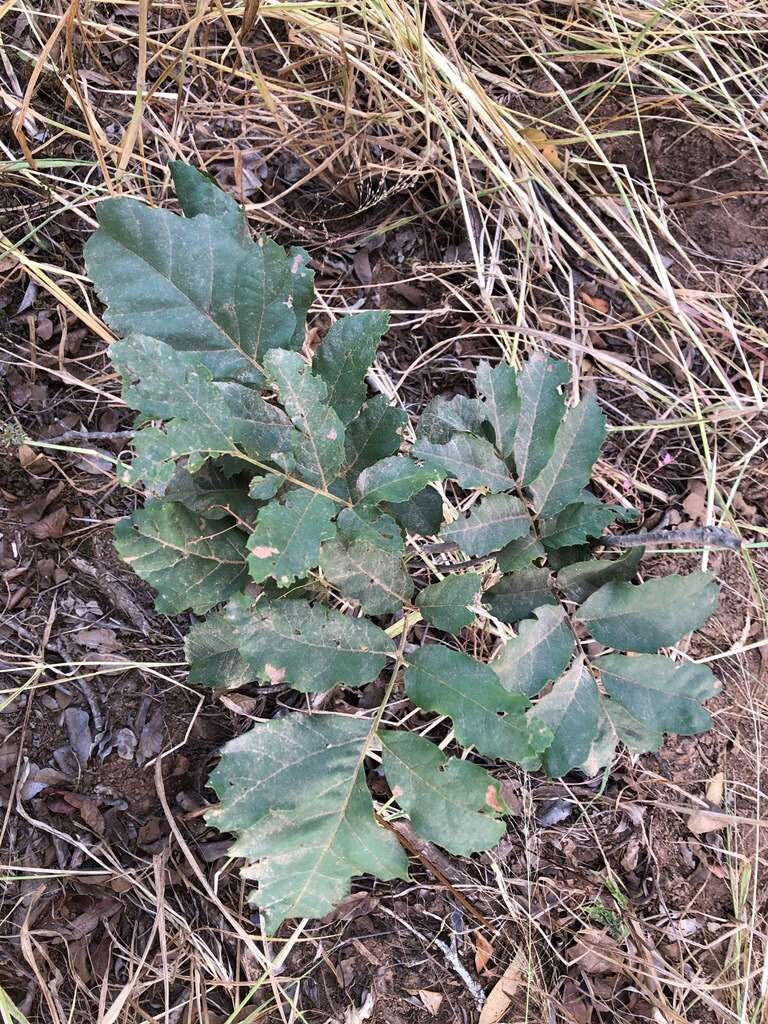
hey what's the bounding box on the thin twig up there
[379,904,486,1009]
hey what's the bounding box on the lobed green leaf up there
[381,731,508,855]
[415,573,481,632]
[440,493,529,556]
[528,394,606,518]
[405,646,552,769]
[313,311,389,424]
[492,605,574,697]
[321,537,414,614]
[208,715,407,930]
[412,433,515,492]
[247,489,336,586]
[577,572,719,652]
[513,353,569,484]
[475,359,519,457]
[187,594,395,691]
[114,501,248,614]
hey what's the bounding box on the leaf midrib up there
[104,226,265,376]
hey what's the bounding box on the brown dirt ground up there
[1,10,766,1024]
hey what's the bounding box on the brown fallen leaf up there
[479,949,526,1024]
[682,480,708,524]
[17,444,53,473]
[579,289,610,315]
[137,707,165,763]
[27,505,68,539]
[688,771,726,834]
[36,316,54,342]
[343,991,374,1024]
[475,933,494,973]
[17,481,64,524]
[320,891,379,924]
[571,927,625,975]
[62,706,93,766]
[418,990,443,1016]
[353,247,373,285]
[561,979,592,1024]
[75,627,121,652]
[53,791,106,835]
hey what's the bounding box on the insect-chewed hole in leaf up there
[95,163,722,931]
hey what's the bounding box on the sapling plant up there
[84,163,721,930]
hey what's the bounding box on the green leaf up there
[344,395,408,478]
[247,489,336,586]
[532,659,609,777]
[415,573,481,632]
[476,360,519,457]
[533,651,719,777]
[114,501,248,614]
[380,731,507,855]
[412,434,516,492]
[170,160,245,232]
[187,594,396,690]
[557,548,644,604]
[321,537,414,614]
[497,533,545,572]
[416,395,485,443]
[163,463,266,521]
[264,349,346,490]
[313,311,389,424]
[185,592,257,688]
[440,494,528,556]
[484,569,556,624]
[336,506,404,553]
[528,394,606,518]
[577,572,719,652]
[492,605,575,696]
[284,248,315,351]
[208,715,408,930]
[546,544,591,570]
[540,496,616,549]
[386,486,444,537]
[595,654,718,747]
[405,646,552,769]
[113,334,295,489]
[356,456,443,505]
[248,474,283,502]
[85,198,306,385]
[513,353,569,484]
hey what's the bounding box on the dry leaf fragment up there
[62,707,93,766]
[561,979,593,1024]
[17,444,52,473]
[478,949,526,1024]
[578,289,610,315]
[682,480,708,524]
[571,927,625,975]
[687,771,726,834]
[475,933,494,973]
[115,727,137,760]
[18,481,64,524]
[353,247,373,285]
[76,628,120,652]
[343,991,374,1024]
[418,990,443,1016]
[137,707,164,764]
[27,505,68,539]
